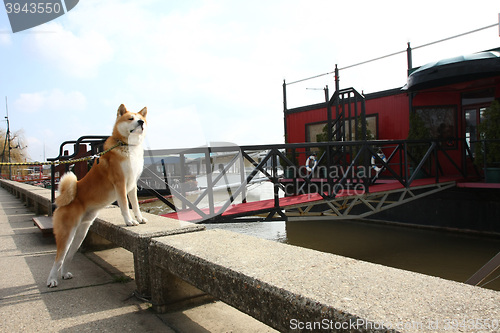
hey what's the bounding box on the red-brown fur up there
[47,104,148,287]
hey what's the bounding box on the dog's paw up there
[125,219,140,226]
[138,216,148,224]
[62,272,73,280]
[47,279,58,288]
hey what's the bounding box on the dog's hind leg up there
[61,212,97,280]
[47,221,78,288]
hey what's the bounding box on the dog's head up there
[113,104,148,144]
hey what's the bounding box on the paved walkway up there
[0,186,275,332]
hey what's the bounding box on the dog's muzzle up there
[130,120,145,133]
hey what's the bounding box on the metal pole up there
[204,149,215,216]
[334,66,342,142]
[180,153,186,210]
[50,164,55,214]
[406,42,413,76]
[361,96,368,192]
[483,140,487,181]
[161,159,169,191]
[325,85,332,189]
[271,149,280,211]
[283,80,288,143]
[404,141,409,187]
[334,64,340,93]
[239,150,247,203]
[5,97,11,179]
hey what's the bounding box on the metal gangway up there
[142,138,479,223]
[44,134,484,224]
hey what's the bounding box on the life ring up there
[305,154,318,172]
[371,152,387,173]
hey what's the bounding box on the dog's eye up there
[128,117,134,121]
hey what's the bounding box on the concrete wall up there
[2,179,499,333]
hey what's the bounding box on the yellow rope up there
[0,141,124,166]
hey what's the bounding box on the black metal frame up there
[48,136,108,211]
[145,138,477,223]
[47,135,484,223]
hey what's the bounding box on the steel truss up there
[284,181,457,221]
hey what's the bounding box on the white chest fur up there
[120,144,144,192]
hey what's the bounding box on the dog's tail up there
[55,172,78,207]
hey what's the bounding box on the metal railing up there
[48,136,108,210]
[141,138,478,222]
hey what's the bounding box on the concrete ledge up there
[89,207,205,297]
[0,179,206,298]
[0,179,52,215]
[150,229,500,332]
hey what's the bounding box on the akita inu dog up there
[47,104,148,288]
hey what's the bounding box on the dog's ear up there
[117,104,127,117]
[139,107,147,118]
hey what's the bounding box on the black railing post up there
[239,150,247,203]
[204,149,214,216]
[434,141,439,183]
[161,159,169,191]
[325,86,334,194]
[283,80,288,144]
[483,140,487,181]
[398,143,403,182]
[50,164,56,214]
[404,141,409,187]
[180,153,186,210]
[272,149,280,211]
[363,142,370,193]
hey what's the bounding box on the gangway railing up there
[45,135,486,222]
[144,138,479,222]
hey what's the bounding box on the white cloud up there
[27,22,113,78]
[145,104,208,150]
[13,89,87,113]
[0,33,11,46]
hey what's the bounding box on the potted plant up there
[406,111,431,179]
[476,100,500,183]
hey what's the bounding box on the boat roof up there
[404,47,500,91]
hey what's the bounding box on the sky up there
[0,0,499,162]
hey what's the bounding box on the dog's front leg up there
[115,183,139,226]
[128,185,147,224]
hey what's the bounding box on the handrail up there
[144,137,479,222]
[48,135,109,212]
[48,135,109,161]
[49,135,489,222]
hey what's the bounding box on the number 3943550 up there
[5,2,62,14]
